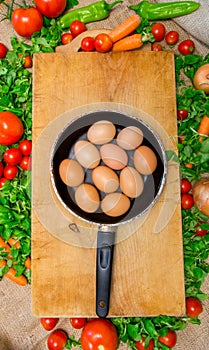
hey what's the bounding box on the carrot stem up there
[109,14,141,43]
[112,33,143,52]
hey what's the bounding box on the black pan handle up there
[96,228,115,318]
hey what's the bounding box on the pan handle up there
[96,228,115,318]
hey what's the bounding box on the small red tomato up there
[0,161,3,177]
[195,223,208,236]
[40,317,59,331]
[19,140,32,156]
[47,329,67,350]
[0,177,8,188]
[181,193,194,210]
[12,7,43,38]
[158,330,177,348]
[19,156,32,170]
[81,37,95,52]
[136,337,154,350]
[61,32,73,45]
[70,20,86,38]
[0,111,24,146]
[186,297,203,317]
[178,134,185,144]
[151,23,166,42]
[178,39,195,55]
[0,43,8,59]
[3,165,19,180]
[165,30,179,45]
[70,317,87,329]
[4,148,22,166]
[181,178,192,193]
[151,42,163,51]
[94,33,113,53]
[23,55,33,68]
[177,109,188,120]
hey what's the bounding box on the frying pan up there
[50,110,167,318]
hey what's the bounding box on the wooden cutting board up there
[32,51,185,317]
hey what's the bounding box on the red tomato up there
[34,0,66,18]
[40,317,59,331]
[195,223,208,236]
[0,177,8,188]
[0,162,3,177]
[0,43,8,59]
[181,193,194,210]
[177,109,188,120]
[22,55,33,68]
[61,32,73,45]
[181,178,192,193]
[81,319,118,350]
[151,42,163,51]
[70,20,86,38]
[136,337,154,350]
[0,112,24,146]
[3,165,18,180]
[19,140,32,156]
[81,37,95,52]
[165,30,179,45]
[70,317,86,329]
[94,33,113,53]
[178,39,195,55]
[12,7,43,38]
[19,156,32,170]
[158,330,177,348]
[186,297,203,317]
[47,329,67,350]
[4,148,22,166]
[151,23,166,42]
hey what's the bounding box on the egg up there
[100,143,128,170]
[117,126,143,150]
[101,192,130,217]
[87,120,116,145]
[74,140,100,169]
[59,158,84,187]
[134,145,157,175]
[92,165,119,193]
[75,183,100,213]
[120,166,144,198]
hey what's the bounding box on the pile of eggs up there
[59,120,158,217]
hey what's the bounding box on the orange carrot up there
[109,14,141,43]
[185,163,193,169]
[24,256,31,269]
[8,237,21,249]
[0,260,27,286]
[0,236,11,255]
[112,34,143,52]
[197,114,209,142]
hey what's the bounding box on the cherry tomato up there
[3,165,18,180]
[195,223,208,236]
[23,55,33,68]
[136,337,154,350]
[12,7,43,38]
[178,134,185,144]
[0,162,3,178]
[94,33,113,53]
[151,23,166,42]
[47,329,67,350]
[81,319,118,350]
[181,178,192,193]
[177,109,188,120]
[19,156,32,170]
[178,39,195,55]
[70,20,87,38]
[0,111,24,146]
[40,317,59,331]
[181,193,194,210]
[70,317,86,329]
[165,30,179,45]
[34,0,66,18]
[0,43,8,59]
[19,140,32,156]
[81,37,95,52]
[4,148,22,166]
[158,330,177,348]
[0,177,8,188]
[61,32,73,45]
[151,42,163,51]
[186,297,203,317]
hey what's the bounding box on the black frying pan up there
[50,110,167,318]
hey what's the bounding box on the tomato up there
[151,23,165,42]
[81,37,95,52]
[12,7,43,38]
[0,112,24,146]
[19,140,32,156]
[81,319,118,350]
[70,317,86,329]
[178,39,195,55]
[165,30,179,45]
[23,55,33,68]
[195,223,208,236]
[4,148,22,166]
[94,33,113,53]
[70,20,87,38]
[0,43,8,59]
[0,162,3,178]
[151,42,163,51]
[136,337,154,350]
[19,156,32,170]
[181,193,194,210]
[41,317,59,331]
[61,32,73,45]
[181,178,192,194]
[34,0,66,18]
[0,177,8,188]
[47,329,67,350]
[186,297,203,317]
[177,109,188,120]
[158,330,177,348]
[3,165,18,180]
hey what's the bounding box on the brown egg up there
[100,143,128,170]
[92,165,119,193]
[59,158,84,187]
[134,145,157,175]
[120,166,144,198]
[75,183,100,213]
[101,192,130,217]
[74,140,100,169]
[87,120,116,145]
[117,126,143,150]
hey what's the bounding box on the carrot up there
[185,163,193,169]
[0,260,27,286]
[0,236,11,255]
[112,34,143,52]
[197,114,209,142]
[24,256,31,269]
[8,237,21,249]
[109,14,141,43]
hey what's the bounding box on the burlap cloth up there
[0,1,208,349]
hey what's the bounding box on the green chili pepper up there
[59,0,122,28]
[130,1,200,20]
